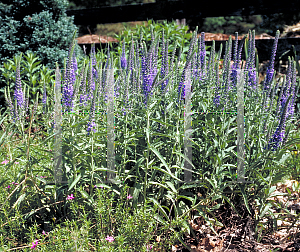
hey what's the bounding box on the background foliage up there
[67,0,300,37]
[0,0,84,109]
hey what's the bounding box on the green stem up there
[124,111,128,174]
[91,130,94,196]
[144,110,150,205]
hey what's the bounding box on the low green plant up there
[0,51,56,114]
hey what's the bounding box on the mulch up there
[171,180,300,252]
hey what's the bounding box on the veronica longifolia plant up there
[62,31,77,114]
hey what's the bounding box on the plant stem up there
[124,111,128,173]
[144,110,150,205]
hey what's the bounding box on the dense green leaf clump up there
[0,0,84,107]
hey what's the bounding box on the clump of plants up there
[0,21,300,250]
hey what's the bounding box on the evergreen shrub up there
[0,0,84,108]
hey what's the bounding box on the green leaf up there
[197,207,218,236]
[68,174,81,191]
[12,193,26,210]
[153,213,167,225]
[150,118,176,128]
[267,192,288,199]
[150,145,181,181]
[165,181,177,194]
[151,165,182,182]
[171,151,196,170]
[218,195,243,218]
[268,186,276,196]
[31,75,37,85]
[149,181,170,191]
[79,188,94,205]
[259,202,272,218]
[149,197,170,222]
[180,219,191,236]
[177,195,194,203]
[238,184,252,215]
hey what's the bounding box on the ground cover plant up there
[0,21,300,251]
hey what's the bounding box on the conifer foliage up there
[0,0,83,72]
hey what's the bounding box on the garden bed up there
[1,21,300,251]
[175,179,300,252]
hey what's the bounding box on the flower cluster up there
[147,244,153,251]
[36,175,46,178]
[72,51,78,76]
[121,40,127,69]
[265,57,298,151]
[101,43,112,104]
[1,159,9,165]
[88,57,95,101]
[245,30,257,90]
[30,239,39,250]
[67,194,75,200]
[5,53,28,123]
[62,37,77,113]
[87,120,97,135]
[51,28,297,158]
[198,32,206,81]
[141,39,158,107]
[4,89,16,123]
[5,181,19,189]
[178,28,198,103]
[266,102,288,151]
[42,80,47,114]
[79,61,88,108]
[105,236,114,242]
[160,29,169,94]
[230,32,245,89]
[87,60,100,135]
[263,30,280,91]
[222,35,232,100]
[14,55,25,114]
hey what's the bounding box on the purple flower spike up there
[266,124,286,151]
[73,51,78,71]
[200,32,206,78]
[14,54,25,120]
[88,58,95,100]
[86,68,98,136]
[87,121,97,135]
[62,40,77,113]
[121,40,127,69]
[263,30,280,91]
[42,81,47,113]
